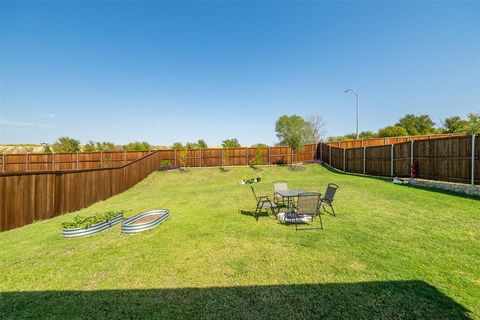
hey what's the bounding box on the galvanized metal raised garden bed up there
[121,209,169,235]
[62,213,124,238]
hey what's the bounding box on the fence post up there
[291,148,294,164]
[363,147,366,175]
[200,149,203,167]
[124,150,127,165]
[320,143,323,162]
[76,152,79,170]
[174,149,177,166]
[25,152,29,172]
[329,145,331,165]
[343,148,346,171]
[2,153,4,173]
[52,153,55,170]
[472,134,476,185]
[390,144,394,177]
[410,141,414,167]
[100,151,103,168]
[246,147,249,166]
[268,146,270,165]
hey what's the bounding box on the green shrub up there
[161,160,171,167]
[61,210,124,229]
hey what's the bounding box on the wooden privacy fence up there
[318,134,479,185]
[0,151,163,232]
[0,150,151,173]
[326,133,466,149]
[0,144,317,232]
[0,145,318,173]
[155,144,317,167]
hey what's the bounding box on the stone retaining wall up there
[408,179,480,197]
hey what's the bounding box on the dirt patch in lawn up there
[132,214,162,224]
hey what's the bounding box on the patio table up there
[276,189,311,208]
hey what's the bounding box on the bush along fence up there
[318,134,479,186]
[0,145,318,173]
[0,144,318,232]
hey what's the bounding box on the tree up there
[275,115,308,150]
[396,114,436,135]
[96,142,116,151]
[221,138,240,148]
[251,143,268,148]
[304,115,327,143]
[249,147,263,168]
[42,144,52,153]
[197,139,208,149]
[442,116,468,133]
[185,142,198,149]
[221,147,230,170]
[178,146,189,170]
[82,141,96,152]
[327,133,356,142]
[378,126,409,137]
[51,137,81,153]
[123,141,151,151]
[171,142,184,150]
[358,131,378,139]
[465,113,480,134]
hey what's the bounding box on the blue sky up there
[1,1,479,146]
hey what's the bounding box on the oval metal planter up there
[121,209,169,235]
[62,213,124,238]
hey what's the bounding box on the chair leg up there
[254,203,260,221]
[319,213,323,229]
[329,204,336,217]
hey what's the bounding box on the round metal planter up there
[121,209,169,235]
[62,213,124,238]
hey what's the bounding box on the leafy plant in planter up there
[62,210,125,229]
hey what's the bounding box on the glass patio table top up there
[276,189,311,198]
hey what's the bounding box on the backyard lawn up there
[0,165,479,319]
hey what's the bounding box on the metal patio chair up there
[281,192,322,230]
[251,186,277,221]
[319,183,339,216]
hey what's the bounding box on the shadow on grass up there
[0,281,471,319]
[238,209,270,219]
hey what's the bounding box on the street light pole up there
[344,89,359,139]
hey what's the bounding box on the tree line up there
[328,113,480,141]
[38,112,479,153]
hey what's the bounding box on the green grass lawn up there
[1,165,479,319]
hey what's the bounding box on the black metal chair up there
[319,183,339,216]
[281,192,322,230]
[251,186,277,221]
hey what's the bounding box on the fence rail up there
[0,144,317,232]
[0,145,318,173]
[318,134,479,185]
[325,133,466,149]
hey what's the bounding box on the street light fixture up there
[344,89,359,140]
